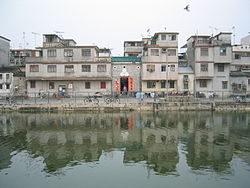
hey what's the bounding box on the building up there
[111,56,142,94]
[10,49,42,67]
[0,66,25,97]
[186,32,232,97]
[177,67,194,94]
[0,36,10,67]
[230,39,250,95]
[141,32,179,94]
[25,34,112,96]
[124,41,144,57]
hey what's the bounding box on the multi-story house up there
[141,32,179,94]
[230,36,250,95]
[25,34,112,96]
[187,32,232,97]
[124,41,144,57]
[0,67,25,97]
[0,36,10,66]
[111,56,142,94]
[10,49,42,67]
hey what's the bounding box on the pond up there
[0,111,250,188]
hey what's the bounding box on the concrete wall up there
[27,80,111,95]
[142,63,178,80]
[177,73,194,94]
[112,62,141,92]
[26,62,112,78]
[41,47,99,62]
[0,73,13,96]
[0,37,10,66]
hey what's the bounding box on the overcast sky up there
[1,0,249,55]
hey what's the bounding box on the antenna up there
[232,26,235,45]
[32,32,40,47]
[23,32,26,49]
[54,30,64,38]
[209,26,218,36]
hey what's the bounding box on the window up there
[170,65,175,72]
[200,64,208,72]
[0,74,2,79]
[184,82,189,89]
[168,49,176,56]
[47,49,56,57]
[147,81,156,88]
[30,65,39,72]
[220,47,226,56]
[85,82,91,89]
[200,80,207,88]
[248,79,250,85]
[161,34,166,40]
[97,65,106,72]
[201,48,209,56]
[151,49,159,56]
[234,54,241,59]
[82,49,91,56]
[47,65,57,73]
[222,81,228,89]
[6,84,10,89]
[169,35,176,41]
[64,49,73,57]
[147,65,155,72]
[65,65,74,73]
[100,81,106,89]
[183,75,189,80]
[49,82,55,89]
[218,64,224,72]
[0,84,2,89]
[82,65,91,72]
[6,74,10,79]
[161,65,166,72]
[30,81,36,88]
[161,81,166,88]
[169,80,175,88]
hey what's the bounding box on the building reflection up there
[0,112,250,175]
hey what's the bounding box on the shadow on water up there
[0,111,250,176]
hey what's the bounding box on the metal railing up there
[0,90,249,105]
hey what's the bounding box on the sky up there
[1,0,249,55]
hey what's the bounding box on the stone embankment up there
[1,101,250,112]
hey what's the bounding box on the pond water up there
[0,111,250,188]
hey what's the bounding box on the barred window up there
[168,49,176,56]
[201,48,209,56]
[65,65,74,73]
[147,81,156,88]
[30,65,39,72]
[82,49,91,56]
[47,49,56,57]
[47,65,57,73]
[97,65,106,72]
[82,65,91,72]
[200,64,208,72]
[151,49,159,56]
[64,49,73,57]
[147,65,155,72]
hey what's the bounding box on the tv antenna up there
[232,26,236,45]
[54,30,64,38]
[32,32,40,47]
[209,26,218,36]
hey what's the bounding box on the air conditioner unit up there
[162,48,167,53]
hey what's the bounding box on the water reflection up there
[0,112,250,176]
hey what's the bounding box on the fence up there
[0,90,249,105]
